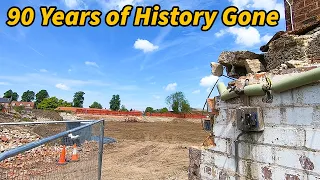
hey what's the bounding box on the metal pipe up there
[217,67,320,101]
[97,120,105,180]
[0,120,95,126]
[272,67,320,93]
[285,0,294,31]
[0,120,102,161]
[243,84,265,96]
[217,82,239,101]
[235,132,246,180]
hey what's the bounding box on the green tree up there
[35,90,49,105]
[21,90,35,102]
[120,105,128,112]
[159,107,169,113]
[109,95,121,111]
[3,90,19,101]
[90,102,103,109]
[145,107,154,113]
[165,91,191,113]
[73,91,85,107]
[37,97,72,110]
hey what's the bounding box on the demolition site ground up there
[0,113,207,180]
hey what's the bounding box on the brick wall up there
[189,80,320,179]
[284,0,320,31]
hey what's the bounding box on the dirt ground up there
[101,119,208,180]
[0,112,208,180]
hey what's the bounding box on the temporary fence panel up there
[0,120,105,180]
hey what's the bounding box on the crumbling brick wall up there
[189,80,320,179]
[284,0,320,31]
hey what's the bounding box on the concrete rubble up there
[217,51,262,78]
[0,119,99,179]
[216,22,320,78]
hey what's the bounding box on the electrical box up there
[236,107,264,132]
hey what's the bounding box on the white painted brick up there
[272,165,307,180]
[213,154,236,172]
[306,128,320,150]
[215,108,228,125]
[216,97,242,109]
[274,148,320,173]
[238,160,263,180]
[263,127,305,147]
[201,150,215,166]
[226,109,237,124]
[308,174,320,180]
[214,124,237,139]
[250,92,287,108]
[313,106,320,124]
[285,107,313,125]
[208,137,231,155]
[293,84,320,105]
[199,164,214,180]
[262,108,282,124]
[279,90,295,106]
[239,143,273,164]
[274,148,303,170]
[211,167,234,180]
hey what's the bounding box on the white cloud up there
[153,95,161,99]
[192,90,201,94]
[62,0,88,9]
[150,82,156,85]
[261,34,272,43]
[0,82,10,85]
[215,30,226,37]
[68,69,72,72]
[56,83,70,91]
[165,83,177,91]
[200,75,219,87]
[134,39,159,53]
[216,27,274,47]
[40,69,48,73]
[228,0,285,19]
[55,83,70,90]
[85,61,99,68]
[227,27,261,47]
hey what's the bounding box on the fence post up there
[98,120,105,180]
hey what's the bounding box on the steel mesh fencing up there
[0,120,104,180]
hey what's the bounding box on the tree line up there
[1,89,129,111]
[2,89,192,113]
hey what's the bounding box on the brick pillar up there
[284,0,320,31]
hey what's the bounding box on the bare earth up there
[101,119,208,180]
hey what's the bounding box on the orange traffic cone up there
[71,144,79,162]
[57,145,67,165]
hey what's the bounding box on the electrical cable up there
[201,78,220,129]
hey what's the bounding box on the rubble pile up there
[216,22,320,78]
[0,140,99,179]
[0,127,41,153]
[218,51,265,78]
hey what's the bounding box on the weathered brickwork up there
[189,82,320,179]
[284,0,320,31]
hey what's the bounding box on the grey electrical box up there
[236,107,264,132]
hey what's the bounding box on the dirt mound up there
[32,109,63,121]
[0,113,15,123]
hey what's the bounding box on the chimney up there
[284,0,320,31]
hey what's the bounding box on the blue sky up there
[0,0,286,110]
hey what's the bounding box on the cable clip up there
[262,76,273,103]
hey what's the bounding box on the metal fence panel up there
[0,120,104,180]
